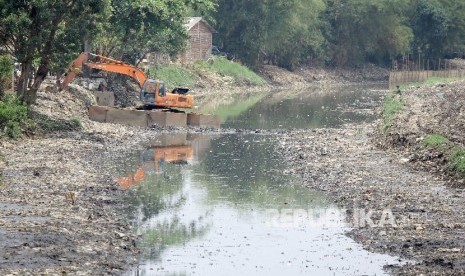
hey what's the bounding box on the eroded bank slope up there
[378,80,465,184]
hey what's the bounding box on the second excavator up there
[59,52,194,109]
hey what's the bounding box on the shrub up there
[451,148,465,176]
[0,94,28,139]
[422,134,449,149]
[70,116,82,129]
[0,55,12,96]
[383,93,404,130]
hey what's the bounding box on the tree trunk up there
[24,12,64,105]
[16,61,40,105]
[17,61,32,100]
[135,52,147,67]
[117,27,131,60]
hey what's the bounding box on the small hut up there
[178,17,216,64]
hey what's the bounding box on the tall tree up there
[409,0,449,60]
[264,0,325,69]
[215,0,267,67]
[323,0,412,66]
[93,0,217,65]
[440,0,465,55]
[0,0,109,104]
[215,0,325,69]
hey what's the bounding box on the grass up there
[69,116,82,129]
[422,133,450,149]
[148,65,199,90]
[382,93,404,130]
[194,56,266,86]
[36,117,82,132]
[146,57,266,90]
[399,76,461,90]
[451,148,465,176]
[417,134,465,177]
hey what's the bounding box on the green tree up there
[433,0,465,57]
[0,0,109,104]
[264,0,325,69]
[409,0,449,60]
[0,55,12,97]
[323,0,412,66]
[215,0,325,69]
[93,0,217,65]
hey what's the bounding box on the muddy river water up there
[121,84,401,275]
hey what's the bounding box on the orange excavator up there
[59,52,194,109]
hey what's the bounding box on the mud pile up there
[107,76,142,107]
[0,136,140,274]
[33,81,95,126]
[379,80,465,183]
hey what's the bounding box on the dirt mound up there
[258,65,308,87]
[32,81,96,128]
[107,76,142,107]
[259,64,389,87]
[390,82,465,144]
[378,80,465,183]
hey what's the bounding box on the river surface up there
[121,84,401,275]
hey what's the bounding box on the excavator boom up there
[59,52,194,109]
[59,52,148,90]
[59,52,89,90]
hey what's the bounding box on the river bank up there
[277,124,465,275]
[0,78,270,274]
[0,85,176,274]
[276,79,465,274]
[378,79,465,185]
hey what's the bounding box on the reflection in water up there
[123,130,399,276]
[117,146,193,190]
[140,215,210,260]
[120,134,215,266]
[195,135,329,207]
[206,84,386,129]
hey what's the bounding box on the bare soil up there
[259,64,388,87]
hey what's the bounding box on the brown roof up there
[185,17,216,33]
